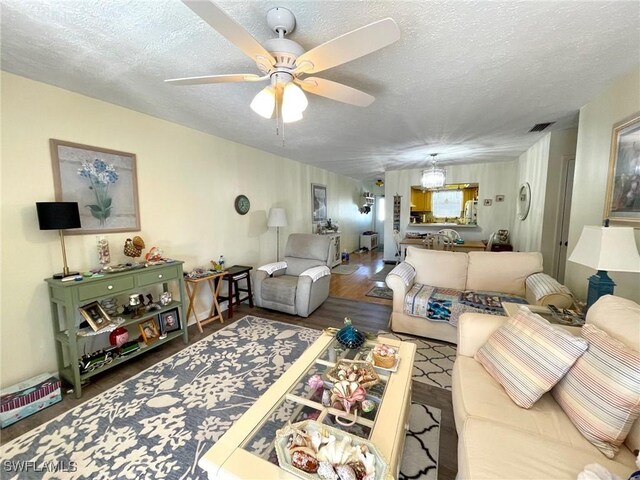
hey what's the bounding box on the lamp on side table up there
[267,207,288,262]
[568,222,640,310]
[36,202,82,279]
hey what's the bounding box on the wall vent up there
[529,122,555,132]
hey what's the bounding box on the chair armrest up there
[257,261,287,276]
[386,263,416,314]
[299,266,330,282]
[457,313,509,358]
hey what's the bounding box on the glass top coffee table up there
[198,332,416,479]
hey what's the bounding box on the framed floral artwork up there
[604,113,640,226]
[311,183,327,224]
[50,139,141,234]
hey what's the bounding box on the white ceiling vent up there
[528,122,555,132]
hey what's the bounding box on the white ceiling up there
[2,1,639,181]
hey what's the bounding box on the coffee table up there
[198,332,416,479]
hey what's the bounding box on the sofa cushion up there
[475,310,588,408]
[452,356,610,452]
[458,417,636,480]
[466,251,543,297]
[260,275,299,306]
[587,295,640,351]
[552,323,640,459]
[405,247,468,290]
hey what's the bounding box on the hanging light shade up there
[250,86,276,119]
[283,82,308,113]
[421,154,446,189]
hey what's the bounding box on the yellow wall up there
[0,72,369,387]
[565,67,640,302]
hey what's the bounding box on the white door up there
[554,157,575,283]
[374,195,385,246]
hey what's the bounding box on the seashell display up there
[335,464,357,480]
[291,450,319,473]
[371,344,397,369]
[326,360,379,390]
[322,389,331,407]
[348,461,368,480]
[308,374,324,390]
[317,461,339,480]
[276,421,384,480]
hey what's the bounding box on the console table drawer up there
[137,266,179,287]
[78,277,134,300]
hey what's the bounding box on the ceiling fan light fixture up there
[250,86,276,119]
[283,82,308,113]
[421,154,446,189]
[282,107,303,123]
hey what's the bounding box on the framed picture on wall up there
[50,139,141,234]
[604,113,640,226]
[311,183,327,224]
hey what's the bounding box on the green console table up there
[46,261,188,398]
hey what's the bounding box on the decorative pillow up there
[475,309,588,408]
[552,324,640,459]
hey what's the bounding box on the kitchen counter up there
[399,237,486,260]
[407,223,479,228]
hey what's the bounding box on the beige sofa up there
[385,247,573,344]
[452,295,639,479]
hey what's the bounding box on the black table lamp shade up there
[36,202,81,230]
[36,202,81,278]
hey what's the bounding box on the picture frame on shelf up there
[158,308,181,336]
[311,183,327,224]
[79,301,113,332]
[604,113,640,226]
[138,318,160,344]
[50,139,141,235]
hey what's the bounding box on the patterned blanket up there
[404,284,528,327]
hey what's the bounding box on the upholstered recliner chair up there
[254,234,331,317]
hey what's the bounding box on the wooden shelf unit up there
[45,261,188,398]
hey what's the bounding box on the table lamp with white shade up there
[568,223,640,310]
[267,207,288,261]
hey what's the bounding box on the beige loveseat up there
[385,247,573,344]
[452,295,639,479]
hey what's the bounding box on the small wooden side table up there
[185,272,226,332]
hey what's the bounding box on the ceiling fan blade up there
[294,18,400,75]
[296,77,374,107]
[182,0,275,68]
[165,73,267,86]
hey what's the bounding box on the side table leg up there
[246,274,254,308]
[186,282,204,333]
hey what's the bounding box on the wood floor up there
[1,252,457,480]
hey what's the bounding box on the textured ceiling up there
[2,0,639,180]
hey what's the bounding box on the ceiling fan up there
[165,1,401,123]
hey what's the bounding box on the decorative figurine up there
[123,236,145,261]
[336,318,365,349]
[96,236,110,266]
[159,291,172,306]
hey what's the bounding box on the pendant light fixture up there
[421,153,446,189]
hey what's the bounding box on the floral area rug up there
[1,316,442,479]
[1,317,320,479]
[380,332,456,390]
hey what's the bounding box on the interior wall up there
[383,161,518,261]
[541,128,578,275]
[0,72,369,388]
[565,67,640,303]
[512,133,551,253]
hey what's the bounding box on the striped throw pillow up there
[475,309,588,408]
[552,324,640,458]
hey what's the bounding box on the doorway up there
[373,195,385,248]
[554,156,575,283]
